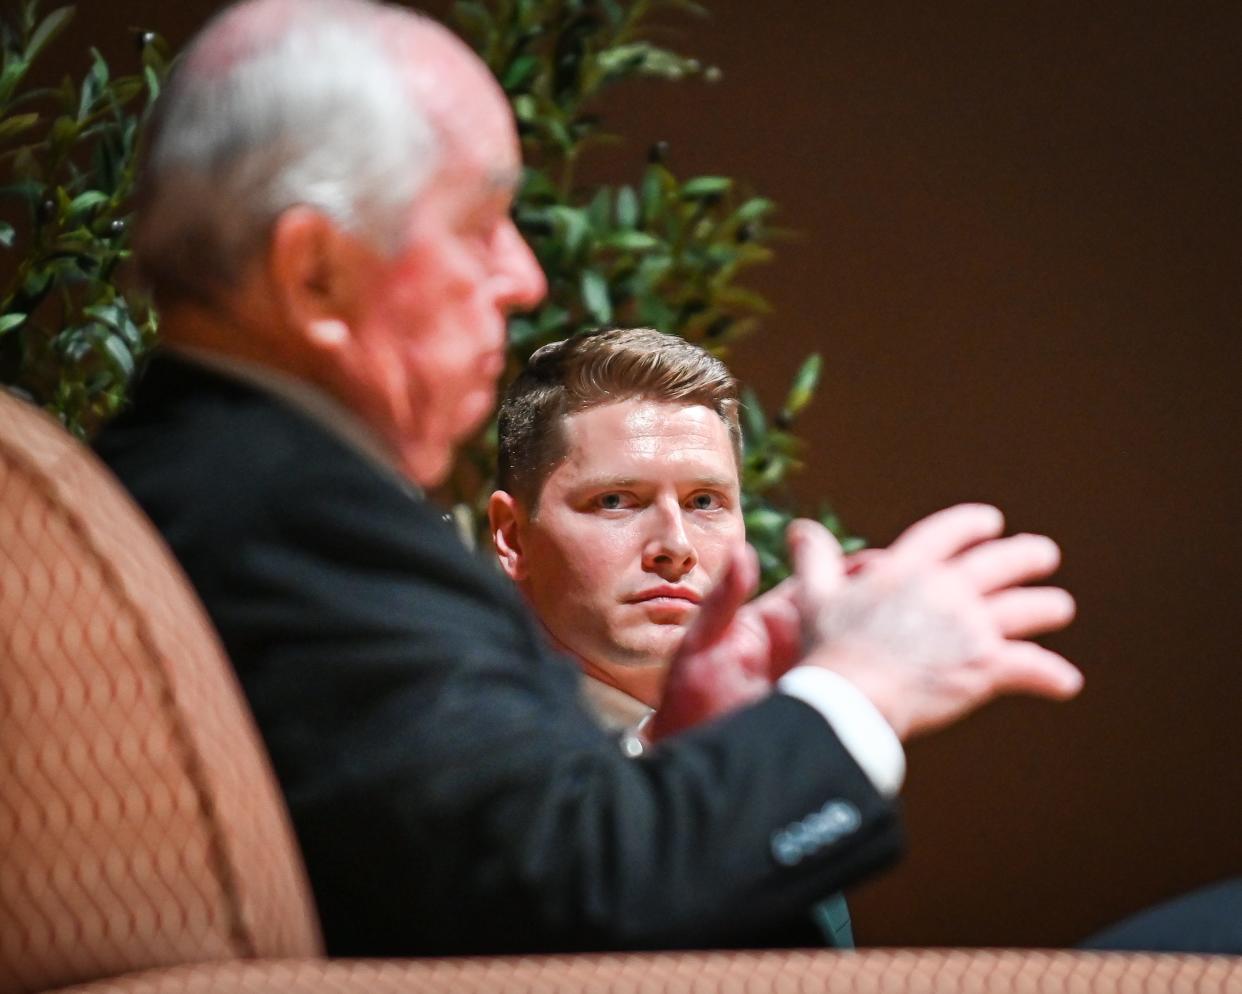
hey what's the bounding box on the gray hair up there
[135,0,439,304]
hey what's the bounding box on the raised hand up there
[647,544,805,742]
[791,504,1081,742]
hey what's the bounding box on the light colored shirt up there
[581,671,905,799]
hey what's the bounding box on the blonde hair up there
[497,328,741,509]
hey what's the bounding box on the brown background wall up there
[48,0,1241,948]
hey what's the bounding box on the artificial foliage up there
[0,2,168,438]
[448,0,861,576]
[0,0,859,584]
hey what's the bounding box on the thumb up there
[678,543,758,656]
[787,518,847,618]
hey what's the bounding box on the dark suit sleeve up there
[224,457,900,954]
[98,372,902,956]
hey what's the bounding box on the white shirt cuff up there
[777,665,906,798]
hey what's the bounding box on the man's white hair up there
[136,0,439,302]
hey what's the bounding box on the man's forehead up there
[557,399,739,478]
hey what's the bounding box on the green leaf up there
[748,451,788,490]
[22,265,51,297]
[143,65,161,105]
[680,175,732,200]
[68,190,109,215]
[78,49,110,121]
[784,353,821,416]
[101,333,134,380]
[502,54,539,92]
[580,269,612,324]
[586,187,611,231]
[116,315,144,351]
[600,230,660,252]
[0,221,14,247]
[83,300,124,330]
[712,286,771,314]
[24,6,74,65]
[615,186,638,228]
[598,43,702,81]
[641,167,665,223]
[507,316,538,350]
[0,111,39,140]
[536,304,569,333]
[744,505,787,538]
[518,166,557,202]
[549,205,589,256]
[637,294,676,333]
[512,93,537,124]
[596,43,651,79]
[632,254,673,293]
[740,387,767,447]
[50,113,77,150]
[0,312,27,334]
[732,196,775,224]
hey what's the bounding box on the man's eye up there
[688,492,722,511]
[596,493,629,510]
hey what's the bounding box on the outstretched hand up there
[650,503,1081,746]
[791,503,1082,741]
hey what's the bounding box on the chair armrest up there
[42,948,1242,994]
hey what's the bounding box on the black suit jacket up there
[96,356,903,956]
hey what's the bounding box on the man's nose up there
[642,506,698,580]
[492,220,547,313]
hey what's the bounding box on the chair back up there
[0,391,322,994]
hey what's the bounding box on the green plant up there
[0,1,166,438]
[450,0,862,579]
[0,0,858,579]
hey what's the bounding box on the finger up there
[679,543,757,655]
[987,587,1076,638]
[786,518,846,611]
[885,503,1004,570]
[989,640,1084,700]
[955,533,1061,593]
[752,591,803,679]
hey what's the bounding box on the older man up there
[97,0,1080,958]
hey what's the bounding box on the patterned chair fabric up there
[40,949,1242,994]
[0,390,321,994]
[2,388,1239,994]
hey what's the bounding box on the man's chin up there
[612,628,687,667]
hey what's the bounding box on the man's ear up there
[267,206,364,354]
[488,490,529,581]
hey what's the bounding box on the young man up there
[490,329,748,733]
[490,329,1242,955]
[489,327,864,944]
[98,0,1080,956]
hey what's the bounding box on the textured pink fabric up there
[0,392,321,994]
[42,950,1242,994]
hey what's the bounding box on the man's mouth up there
[628,586,703,605]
